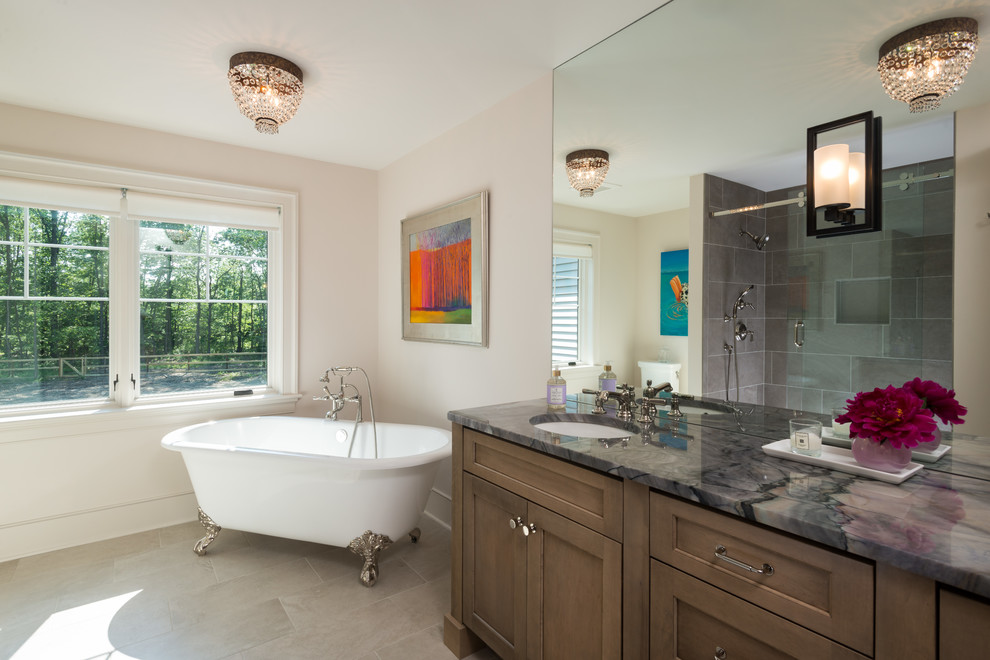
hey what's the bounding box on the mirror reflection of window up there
[552,229,599,368]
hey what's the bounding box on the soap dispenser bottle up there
[547,369,567,411]
[598,363,617,392]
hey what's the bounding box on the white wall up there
[377,76,552,522]
[635,208,690,389]
[552,203,637,388]
[953,102,990,437]
[0,103,379,560]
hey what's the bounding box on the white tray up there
[822,427,951,463]
[762,439,924,484]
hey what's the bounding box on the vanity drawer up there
[463,428,622,540]
[651,561,868,660]
[650,492,874,654]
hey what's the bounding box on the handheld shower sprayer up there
[739,228,770,250]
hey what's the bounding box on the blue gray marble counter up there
[448,395,990,599]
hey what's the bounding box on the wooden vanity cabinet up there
[939,587,990,658]
[455,428,623,659]
[447,423,970,660]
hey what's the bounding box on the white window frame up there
[0,151,299,435]
[552,228,600,369]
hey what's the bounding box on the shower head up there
[739,229,770,251]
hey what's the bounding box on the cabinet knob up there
[508,516,523,530]
[522,523,537,537]
[714,646,727,660]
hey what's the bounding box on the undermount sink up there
[529,413,639,439]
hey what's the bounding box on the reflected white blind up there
[551,256,580,363]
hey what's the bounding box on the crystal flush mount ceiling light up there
[228,52,305,134]
[565,149,610,197]
[877,18,979,113]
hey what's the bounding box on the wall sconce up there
[806,112,882,238]
[565,149,610,197]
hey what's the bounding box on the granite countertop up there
[448,395,990,598]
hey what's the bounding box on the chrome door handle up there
[793,320,805,347]
[714,545,774,576]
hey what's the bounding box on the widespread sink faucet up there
[582,384,637,420]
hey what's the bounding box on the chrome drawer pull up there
[714,545,774,576]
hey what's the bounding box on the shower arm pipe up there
[709,169,954,218]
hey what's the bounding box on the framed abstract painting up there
[401,192,488,346]
[660,249,688,336]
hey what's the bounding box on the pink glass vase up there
[914,426,942,453]
[850,437,913,473]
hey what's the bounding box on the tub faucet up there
[316,366,379,458]
[315,370,363,421]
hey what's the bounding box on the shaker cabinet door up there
[463,474,528,659]
[526,503,622,660]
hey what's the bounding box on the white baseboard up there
[424,487,452,528]
[0,492,198,563]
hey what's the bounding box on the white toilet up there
[638,360,680,391]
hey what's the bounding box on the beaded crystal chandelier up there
[877,18,979,113]
[228,52,304,134]
[565,149,610,197]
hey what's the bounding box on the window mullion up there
[109,203,140,406]
[21,207,29,297]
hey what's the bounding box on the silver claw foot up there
[348,530,393,587]
[193,507,221,556]
[409,527,421,544]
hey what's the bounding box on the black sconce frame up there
[806,111,883,238]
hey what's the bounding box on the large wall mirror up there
[552,0,990,424]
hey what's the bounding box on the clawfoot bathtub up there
[162,416,451,586]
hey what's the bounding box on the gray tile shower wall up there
[702,158,954,413]
[702,175,768,404]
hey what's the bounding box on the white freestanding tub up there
[161,416,451,585]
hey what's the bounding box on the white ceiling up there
[0,0,661,170]
[553,0,990,217]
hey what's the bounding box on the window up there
[1,206,111,405]
[0,154,297,414]
[551,229,598,367]
[137,221,268,397]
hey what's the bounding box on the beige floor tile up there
[6,557,116,600]
[385,574,451,632]
[0,588,170,660]
[389,527,452,583]
[304,544,367,583]
[208,543,309,583]
[156,519,207,547]
[114,597,293,660]
[59,560,218,611]
[12,530,160,581]
[280,560,425,630]
[113,539,217,583]
[168,557,321,629]
[0,558,17,584]
[375,624,460,660]
[242,597,424,660]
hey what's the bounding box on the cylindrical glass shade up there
[814,143,851,209]
[848,151,866,211]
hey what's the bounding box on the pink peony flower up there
[836,385,938,449]
[902,377,967,426]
